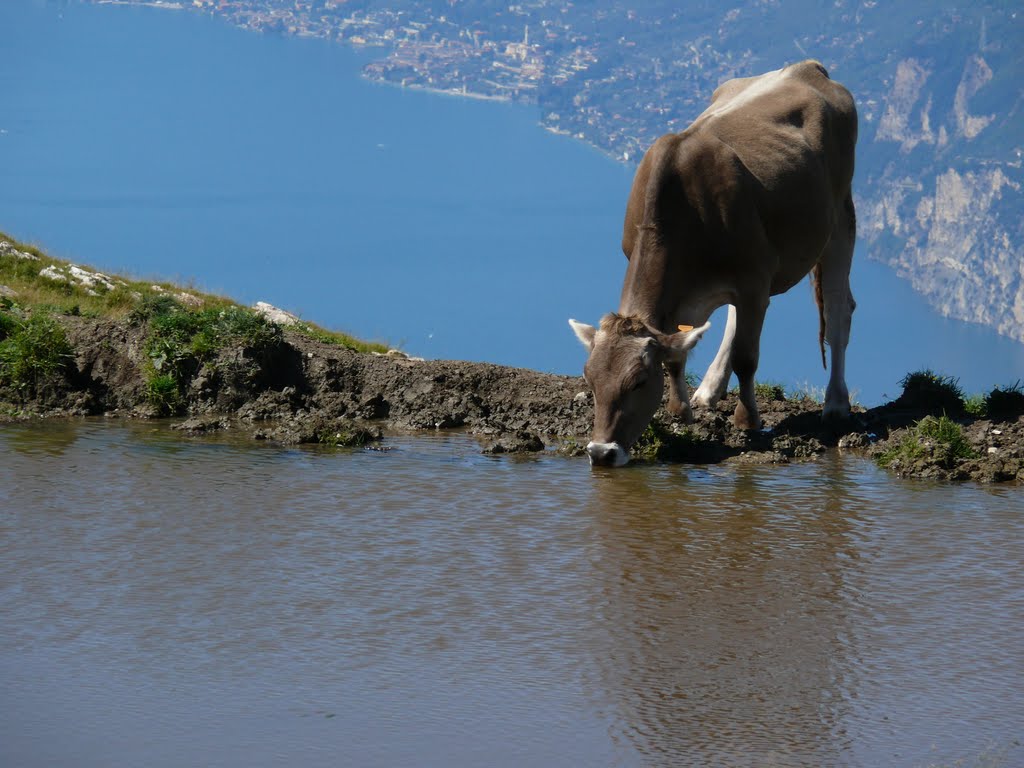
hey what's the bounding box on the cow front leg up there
[691,304,735,409]
[731,297,768,431]
[665,358,694,423]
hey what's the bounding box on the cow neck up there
[617,231,680,333]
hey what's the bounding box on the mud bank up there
[2,314,1023,484]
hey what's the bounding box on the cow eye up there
[629,375,647,391]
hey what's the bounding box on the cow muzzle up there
[586,441,629,467]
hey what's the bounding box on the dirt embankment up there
[3,314,1023,484]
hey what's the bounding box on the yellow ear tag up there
[677,324,694,332]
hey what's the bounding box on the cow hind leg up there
[731,297,769,430]
[820,194,857,420]
[691,304,735,409]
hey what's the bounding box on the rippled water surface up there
[1,420,1022,767]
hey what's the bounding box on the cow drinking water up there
[569,60,858,467]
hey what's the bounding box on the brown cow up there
[569,60,857,467]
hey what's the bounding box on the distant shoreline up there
[95,0,184,9]
[365,76,513,105]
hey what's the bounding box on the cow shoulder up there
[622,133,686,258]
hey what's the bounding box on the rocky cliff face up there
[861,44,1023,343]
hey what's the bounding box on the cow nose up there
[586,441,629,467]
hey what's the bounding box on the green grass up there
[139,298,285,414]
[964,393,988,418]
[0,305,73,395]
[291,321,390,354]
[1,231,222,320]
[951,382,1024,420]
[790,380,825,404]
[145,373,181,414]
[877,414,978,469]
[2,232,392,411]
[754,381,787,401]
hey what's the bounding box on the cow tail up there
[813,263,827,370]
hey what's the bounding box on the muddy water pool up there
[1,420,1021,767]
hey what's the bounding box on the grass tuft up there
[754,381,787,401]
[0,307,73,395]
[896,369,965,413]
[963,393,987,418]
[985,380,1024,419]
[878,414,978,469]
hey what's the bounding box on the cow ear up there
[568,319,597,350]
[658,321,711,362]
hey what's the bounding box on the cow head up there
[568,314,709,467]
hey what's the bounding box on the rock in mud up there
[482,431,545,454]
[257,414,382,447]
[173,415,230,433]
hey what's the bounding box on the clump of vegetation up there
[985,381,1024,420]
[729,379,788,402]
[316,423,379,447]
[139,298,283,414]
[754,381,787,401]
[877,414,978,470]
[963,393,988,418]
[790,380,825,404]
[0,305,73,395]
[146,373,182,414]
[894,369,965,414]
[633,421,700,462]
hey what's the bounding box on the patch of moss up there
[633,421,700,462]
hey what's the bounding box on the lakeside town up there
[89,0,781,164]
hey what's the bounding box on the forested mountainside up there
[112,1,1024,342]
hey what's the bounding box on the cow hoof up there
[733,402,762,431]
[690,384,724,409]
[668,398,695,424]
[822,401,852,422]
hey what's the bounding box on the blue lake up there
[2,419,1022,767]
[2,0,1023,403]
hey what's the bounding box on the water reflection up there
[584,461,862,766]
[0,419,81,456]
[1,421,1021,768]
